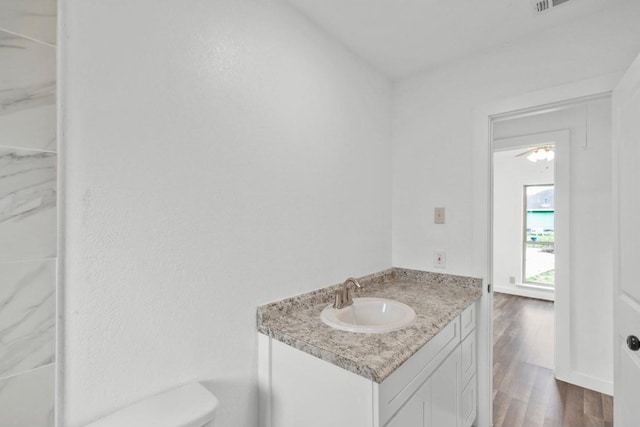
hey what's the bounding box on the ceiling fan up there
[515,146,555,162]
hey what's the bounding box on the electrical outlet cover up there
[434,251,446,268]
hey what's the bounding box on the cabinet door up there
[386,378,431,427]
[460,331,476,388]
[430,346,461,427]
[461,375,477,427]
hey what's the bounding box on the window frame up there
[522,183,555,287]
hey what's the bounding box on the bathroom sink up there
[320,297,416,333]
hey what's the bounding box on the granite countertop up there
[257,267,483,383]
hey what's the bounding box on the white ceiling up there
[285,0,630,79]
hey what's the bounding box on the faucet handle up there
[334,278,362,309]
[333,290,344,309]
[344,288,354,306]
[344,283,361,306]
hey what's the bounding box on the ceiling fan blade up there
[514,145,555,158]
[515,148,536,157]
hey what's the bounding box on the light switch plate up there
[434,207,445,224]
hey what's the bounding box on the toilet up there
[85,383,219,427]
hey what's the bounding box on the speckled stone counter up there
[257,267,482,383]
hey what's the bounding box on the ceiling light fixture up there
[525,146,555,163]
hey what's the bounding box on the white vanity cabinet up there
[258,300,478,427]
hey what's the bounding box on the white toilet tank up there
[85,383,219,427]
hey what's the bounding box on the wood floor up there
[493,292,613,427]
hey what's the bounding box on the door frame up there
[493,129,570,302]
[471,73,622,427]
[492,122,576,387]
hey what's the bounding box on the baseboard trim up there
[555,371,613,396]
[493,286,554,301]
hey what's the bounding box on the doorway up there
[489,97,615,426]
[492,132,561,303]
[471,75,621,427]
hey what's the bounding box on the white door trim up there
[471,72,622,427]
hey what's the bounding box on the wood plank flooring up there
[493,292,613,427]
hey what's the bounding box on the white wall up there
[493,149,554,299]
[59,1,391,426]
[392,1,640,276]
[493,99,614,392]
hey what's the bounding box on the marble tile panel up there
[0,259,55,380]
[0,365,54,427]
[0,31,56,152]
[0,0,56,45]
[0,148,56,261]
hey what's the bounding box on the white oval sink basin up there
[320,297,416,333]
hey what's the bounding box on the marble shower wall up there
[0,33,56,152]
[0,0,56,45]
[0,0,57,425]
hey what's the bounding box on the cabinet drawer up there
[378,317,460,425]
[461,330,476,387]
[461,375,477,427]
[460,301,476,339]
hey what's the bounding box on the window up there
[523,185,554,287]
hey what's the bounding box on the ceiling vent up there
[533,0,572,13]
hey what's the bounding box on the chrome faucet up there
[333,277,362,309]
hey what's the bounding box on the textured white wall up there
[392,1,640,276]
[59,1,391,426]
